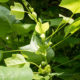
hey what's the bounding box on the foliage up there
[60,0,80,13]
[0,0,80,80]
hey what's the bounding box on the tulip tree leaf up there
[59,0,80,13]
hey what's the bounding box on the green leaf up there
[4,54,29,67]
[42,22,49,33]
[20,33,41,52]
[0,64,33,80]
[35,22,49,34]
[21,51,44,65]
[59,0,80,13]
[47,47,55,62]
[33,73,50,80]
[10,2,24,20]
[0,6,12,36]
[0,0,8,3]
[44,18,63,27]
[59,14,74,24]
[28,12,37,20]
[12,24,35,35]
[64,20,80,37]
[0,50,3,61]
[20,33,44,64]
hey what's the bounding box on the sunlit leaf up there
[64,20,80,37]
[4,54,29,67]
[35,22,49,34]
[0,0,9,3]
[0,64,33,80]
[20,33,44,64]
[20,33,41,52]
[59,0,80,13]
[10,2,24,20]
[42,22,49,33]
[35,22,42,34]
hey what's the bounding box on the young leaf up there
[35,22,49,34]
[35,22,42,34]
[0,0,8,3]
[42,22,49,33]
[59,0,80,13]
[10,2,24,20]
[4,54,29,67]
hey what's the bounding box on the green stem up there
[2,50,31,53]
[51,34,72,48]
[3,49,40,68]
[22,0,30,12]
[54,56,77,68]
[46,14,74,40]
[30,62,40,69]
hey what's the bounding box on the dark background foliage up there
[0,0,80,80]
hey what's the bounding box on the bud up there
[28,12,37,20]
[48,41,52,46]
[40,34,45,40]
[32,12,37,19]
[38,18,42,23]
[29,7,34,12]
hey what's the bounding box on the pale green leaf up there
[20,34,40,52]
[0,0,8,3]
[28,12,37,20]
[4,54,29,67]
[42,22,49,33]
[59,0,80,13]
[20,33,44,64]
[10,2,24,20]
[0,64,33,80]
[64,20,80,37]
[35,22,49,34]
[35,22,42,34]
[59,14,74,24]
